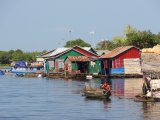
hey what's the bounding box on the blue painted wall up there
[109,68,124,74]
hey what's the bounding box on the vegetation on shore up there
[0,49,46,65]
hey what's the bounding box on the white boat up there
[11,61,44,76]
[86,75,93,79]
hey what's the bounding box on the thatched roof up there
[141,53,160,77]
[142,44,160,54]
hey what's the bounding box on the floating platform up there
[134,94,160,102]
[47,72,142,79]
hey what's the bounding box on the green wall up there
[57,50,83,60]
[89,60,101,74]
[55,49,101,74]
[72,62,78,70]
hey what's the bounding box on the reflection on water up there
[84,98,111,111]
[111,78,144,98]
[141,102,160,120]
[86,78,143,98]
[0,76,160,120]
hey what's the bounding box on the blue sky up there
[0,0,160,51]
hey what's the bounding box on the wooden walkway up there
[47,72,142,79]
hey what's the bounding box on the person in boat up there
[100,82,111,96]
[142,76,151,97]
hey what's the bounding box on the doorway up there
[77,62,89,73]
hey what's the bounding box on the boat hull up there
[134,94,160,102]
[83,89,111,99]
[11,70,35,74]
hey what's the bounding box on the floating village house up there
[36,48,69,72]
[100,46,141,75]
[43,46,100,74]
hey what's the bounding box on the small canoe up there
[83,88,111,99]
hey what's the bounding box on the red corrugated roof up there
[100,46,138,59]
[73,46,98,57]
[67,56,89,62]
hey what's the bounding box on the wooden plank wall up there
[124,58,142,74]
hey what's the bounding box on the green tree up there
[124,25,137,35]
[11,52,25,61]
[41,50,47,54]
[109,25,136,48]
[8,50,15,55]
[0,49,46,66]
[29,51,41,61]
[126,30,157,49]
[112,36,127,47]
[23,53,33,62]
[96,25,160,50]
[0,51,11,64]
[64,38,91,47]
[96,40,115,50]
[15,49,23,54]
[154,32,160,44]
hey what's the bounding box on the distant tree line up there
[0,49,46,65]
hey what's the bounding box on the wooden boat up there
[84,89,111,99]
[83,83,111,99]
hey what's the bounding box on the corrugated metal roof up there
[39,46,98,59]
[73,46,98,57]
[41,51,54,58]
[82,47,98,55]
[96,50,110,56]
[50,46,98,59]
[37,49,55,58]
[67,56,89,62]
[100,46,136,59]
[49,48,70,57]
[82,47,91,51]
